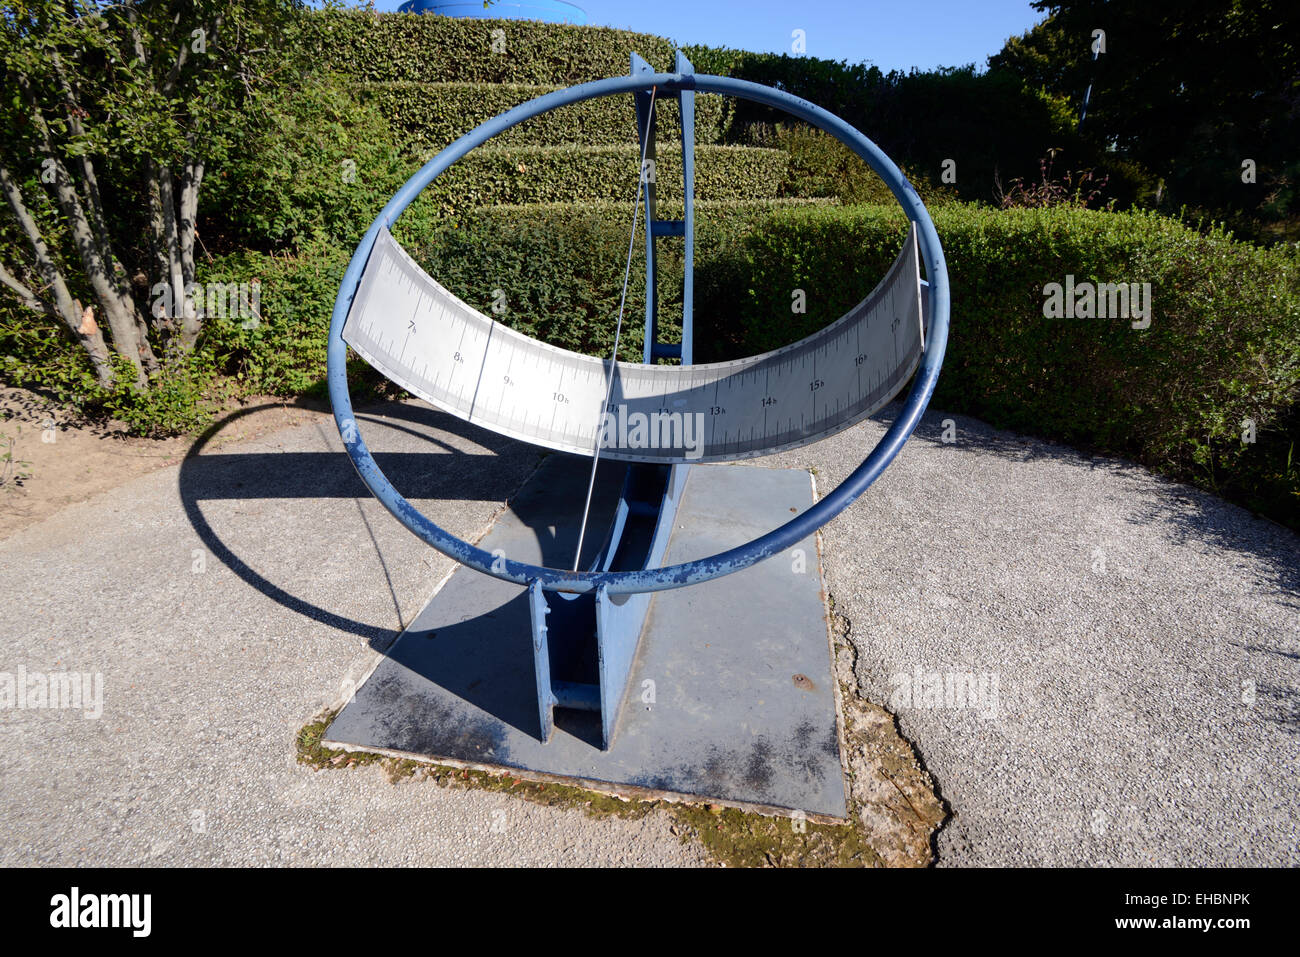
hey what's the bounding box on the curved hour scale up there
[344,225,926,463]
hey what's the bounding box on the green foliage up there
[203,76,410,251]
[98,349,223,436]
[357,82,732,153]
[680,45,884,130]
[680,45,1130,208]
[397,144,789,220]
[301,8,676,85]
[197,240,352,398]
[741,123,955,206]
[5,5,1293,534]
[398,199,1300,527]
[990,1,1300,241]
[0,297,96,401]
[0,297,220,436]
[700,203,1300,526]
[401,207,661,361]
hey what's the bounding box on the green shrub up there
[398,144,789,220]
[683,45,1148,211]
[197,240,353,398]
[203,75,410,251]
[738,123,955,206]
[357,82,732,153]
[0,301,222,437]
[698,203,1300,526]
[375,201,817,362]
[302,9,676,86]
[680,45,882,133]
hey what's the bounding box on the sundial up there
[322,52,949,820]
[342,221,924,462]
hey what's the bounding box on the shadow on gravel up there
[891,404,1300,607]
[1126,490,1300,608]
[881,403,1113,467]
[178,400,536,649]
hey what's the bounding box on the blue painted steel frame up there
[530,52,698,747]
[328,66,950,596]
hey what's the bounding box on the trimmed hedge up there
[394,201,1299,525]
[303,9,676,86]
[697,203,1300,524]
[210,203,1300,513]
[466,197,835,220]
[397,144,790,219]
[741,124,957,206]
[298,11,1143,210]
[357,82,732,152]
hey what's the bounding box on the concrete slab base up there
[324,454,848,820]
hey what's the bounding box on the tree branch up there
[0,161,115,387]
[0,260,54,317]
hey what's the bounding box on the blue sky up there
[369,1,1048,73]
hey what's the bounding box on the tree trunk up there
[18,81,150,387]
[156,166,201,350]
[0,165,115,388]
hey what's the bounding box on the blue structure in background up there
[398,0,588,25]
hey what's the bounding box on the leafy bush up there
[202,75,410,251]
[698,203,1300,526]
[398,144,790,220]
[357,82,732,153]
[739,123,955,206]
[197,240,352,398]
[0,300,221,436]
[680,45,883,134]
[302,9,676,86]
[682,45,1148,210]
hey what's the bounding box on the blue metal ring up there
[328,70,950,595]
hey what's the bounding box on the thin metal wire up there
[572,86,658,571]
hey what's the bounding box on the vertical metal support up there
[531,52,699,750]
[676,49,695,364]
[528,580,556,742]
[631,53,660,364]
[631,50,695,364]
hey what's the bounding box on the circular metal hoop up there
[328,70,950,595]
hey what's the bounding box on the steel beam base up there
[324,454,848,819]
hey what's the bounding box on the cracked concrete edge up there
[826,590,949,866]
[810,470,948,866]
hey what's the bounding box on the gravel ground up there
[0,402,707,866]
[766,408,1300,866]
[1,399,1296,866]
